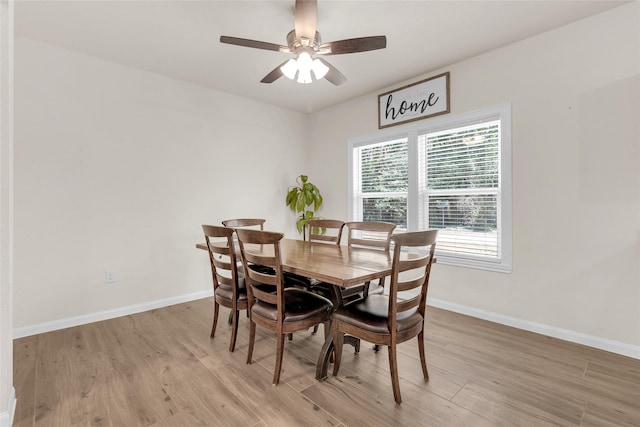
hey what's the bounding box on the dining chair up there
[331,229,438,403]
[346,220,396,250]
[221,218,266,230]
[235,228,333,385]
[307,219,345,244]
[201,224,248,352]
[343,221,396,299]
[284,219,346,290]
[223,218,280,297]
[302,219,361,302]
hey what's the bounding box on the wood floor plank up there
[199,352,341,426]
[245,330,328,392]
[12,298,640,427]
[334,340,468,401]
[302,377,495,427]
[12,336,37,427]
[451,380,585,426]
[581,399,640,427]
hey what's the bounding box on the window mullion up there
[407,130,419,232]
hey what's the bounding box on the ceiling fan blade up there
[319,36,387,55]
[295,0,317,42]
[317,58,346,86]
[260,61,289,84]
[220,36,285,52]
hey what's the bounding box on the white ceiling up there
[14,0,628,113]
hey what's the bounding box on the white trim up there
[0,387,15,427]
[428,298,640,360]
[13,290,213,339]
[13,289,638,359]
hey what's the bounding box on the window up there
[349,104,512,272]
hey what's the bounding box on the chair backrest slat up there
[397,295,421,313]
[243,252,276,269]
[307,219,345,245]
[222,218,266,230]
[388,230,438,321]
[251,285,279,305]
[247,267,279,287]
[346,221,396,251]
[397,276,425,293]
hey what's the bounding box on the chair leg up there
[322,321,334,363]
[210,301,220,338]
[273,333,286,385]
[228,310,239,352]
[323,321,331,340]
[312,324,319,334]
[388,344,402,404]
[246,320,256,364]
[332,323,344,376]
[227,311,233,325]
[288,333,293,341]
[418,331,429,380]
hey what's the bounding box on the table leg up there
[315,284,363,380]
[315,319,333,380]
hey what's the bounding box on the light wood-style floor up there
[13,298,640,426]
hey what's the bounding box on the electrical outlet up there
[105,271,116,284]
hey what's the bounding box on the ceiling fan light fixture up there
[220,0,387,86]
[311,58,329,80]
[281,58,298,80]
[294,51,314,83]
[297,69,313,84]
[296,51,313,71]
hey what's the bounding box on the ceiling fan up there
[219,0,387,86]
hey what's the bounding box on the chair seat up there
[214,278,248,303]
[334,294,422,335]
[252,288,332,323]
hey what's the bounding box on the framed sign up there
[378,72,450,129]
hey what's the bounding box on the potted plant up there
[285,175,323,239]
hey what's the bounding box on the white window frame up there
[348,103,512,273]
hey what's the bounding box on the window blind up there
[354,138,408,228]
[419,121,501,259]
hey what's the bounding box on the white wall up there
[11,4,640,359]
[308,3,640,355]
[0,1,14,424]
[13,37,309,330]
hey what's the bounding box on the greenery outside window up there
[349,103,512,272]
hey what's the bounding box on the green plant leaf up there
[286,188,299,211]
[286,174,323,235]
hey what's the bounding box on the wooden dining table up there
[197,238,394,379]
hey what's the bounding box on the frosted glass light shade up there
[281,59,298,80]
[311,59,329,80]
[297,69,312,84]
[280,51,326,83]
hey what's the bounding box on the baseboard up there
[13,290,213,339]
[12,291,638,359]
[428,298,640,360]
[0,387,16,427]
